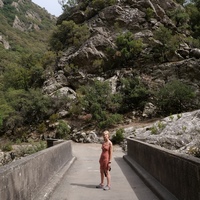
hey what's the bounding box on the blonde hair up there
[103,130,110,138]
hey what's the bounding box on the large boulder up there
[125,109,200,156]
[189,48,200,59]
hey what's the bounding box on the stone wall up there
[126,138,200,200]
[0,141,73,200]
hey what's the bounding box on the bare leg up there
[96,169,104,188]
[106,171,111,187]
[100,169,104,185]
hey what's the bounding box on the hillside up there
[1,0,200,165]
[43,0,200,127]
[0,0,57,139]
[0,0,56,71]
[41,0,200,157]
[1,0,200,149]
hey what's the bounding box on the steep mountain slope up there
[1,0,200,141]
[0,0,56,71]
[0,0,58,138]
[44,0,200,125]
[41,0,200,159]
[1,0,200,163]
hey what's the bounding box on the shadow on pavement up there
[71,183,96,189]
[115,157,159,200]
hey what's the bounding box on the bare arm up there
[109,141,113,162]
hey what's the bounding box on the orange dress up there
[99,142,110,171]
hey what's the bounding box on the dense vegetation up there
[0,0,56,140]
[1,0,200,145]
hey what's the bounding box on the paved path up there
[48,142,160,200]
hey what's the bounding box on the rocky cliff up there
[0,0,56,54]
[41,0,200,158]
[44,0,200,117]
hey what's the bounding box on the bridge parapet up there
[0,140,73,200]
[126,138,200,200]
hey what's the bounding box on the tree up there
[156,80,196,115]
[78,80,122,128]
[191,0,200,9]
[58,0,78,12]
[106,31,143,69]
[169,8,189,27]
[152,25,179,62]
[175,0,187,5]
[50,20,90,52]
[119,77,149,112]
[185,2,200,39]
[3,88,53,128]
[3,54,44,90]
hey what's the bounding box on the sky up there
[32,0,63,17]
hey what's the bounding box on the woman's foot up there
[103,185,110,190]
[96,184,104,188]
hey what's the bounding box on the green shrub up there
[0,88,54,134]
[91,0,116,11]
[157,121,166,130]
[150,121,165,135]
[152,25,179,62]
[37,122,47,134]
[156,79,196,115]
[182,126,187,132]
[32,141,47,152]
[169,114,174,121]
[16,139,22,145]
[175,0,186,5]
[168,8,189,27]
[177,113,182,119]
[185,2,200,39]
[111,128,124,144]
[78,80,122,128]
[106,31,143,69]
[150,125,158,135]
[49,113,59,123]
[56,120,71,139]
[1,143,13,152]
[145,8,154,21]
[50,20,90,52]
[16,141,46,156]
[119,77,149,112]
[184,37,200,48]
[64,63,79,74]
[92,59,104,72]
[98,113,122,129]
[3,55,44,90]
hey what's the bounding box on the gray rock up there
[126,110,200,156]
[189,48,200,59]
[0,0,3,8]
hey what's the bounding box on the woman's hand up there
[108,162,111,171]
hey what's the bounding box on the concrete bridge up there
[0,139,199,200]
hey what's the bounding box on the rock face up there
[56,0,180,71]
[10,1,45,31]
[0,0,56,50]
[123,110,200,157]
[42,0,200,158]
[0,35,10,49]
[0,0,3,8]
[44,0,200,109]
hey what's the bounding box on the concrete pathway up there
[48,142,160,200]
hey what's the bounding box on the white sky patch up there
[32,0,63,16]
